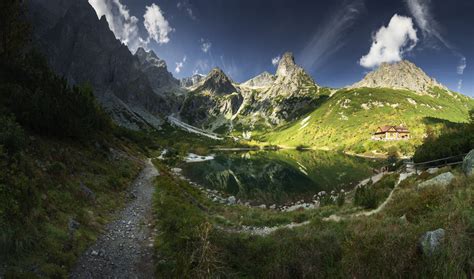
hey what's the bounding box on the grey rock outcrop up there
[242,71,276,88]
[179,68,243,128]
[180,74,206,88]
[351,60,447,94]
[418,172,455,189]
[419,228,445,255]
[462,150,474,176]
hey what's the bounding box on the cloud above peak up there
[88,0,173,52]
[89,0,144,51]
[144,4,174,45]
[175,56,187,73]
[359,14,418,68]
[271,56,280,67]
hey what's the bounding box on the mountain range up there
[28,0,474,152]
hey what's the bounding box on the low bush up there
[0,115,26,154]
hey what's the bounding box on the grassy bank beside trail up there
[0,133,146,277]
[153,162,474,278]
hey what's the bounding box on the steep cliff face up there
[135,47,180,94]
[351,60,447,94]
[29,0,173,130]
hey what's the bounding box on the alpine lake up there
[179,149,384,206]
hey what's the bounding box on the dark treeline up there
[0,0,111,146]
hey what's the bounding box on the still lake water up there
[180,150,383,205]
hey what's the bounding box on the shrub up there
[354,184,379,209]
[0,115,26,154]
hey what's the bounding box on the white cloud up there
[406,0,466,75]
[271,56,281,67]
[457,57,466,75]
[299,0,366,69]
[144,4,174,45]
[200,38,212,53]
[88,0,145,52]
[177,1,196,20]
[175,56,187,73]
[359,14,418,68]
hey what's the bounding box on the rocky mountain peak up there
[351,60,446,93]
[270,51,318,94]
[242,71,276,88]
[196,68,237,95]
[276,52,297,77]
[135,47,167,69]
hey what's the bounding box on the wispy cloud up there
[271,56,280,67]
[175,56,187,73]
[299,0,366,70]
[359,14,418,68]
[457,79,463,91]
[194,59,210,75]
[405,0,466,75]
[177,1,196,20]
[457,57,466,75]
[219,55,239,80]
[88,0,173,52]
[200,38,212,53]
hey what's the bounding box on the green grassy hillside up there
[263,87,474,155]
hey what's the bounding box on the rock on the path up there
[417,172,455,189]
[227,196,236,205]
[462,150,474,176]
[419,228,445,255]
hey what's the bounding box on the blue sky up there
[89,0,474,96]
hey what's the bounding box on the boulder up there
[462,150,474,176]
[79,182,96,202]
[426,167,439,174]
[417,172,455,189]
[419,228,445,255]
[171,168,183,174]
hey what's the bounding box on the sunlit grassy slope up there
[263,87,474,154]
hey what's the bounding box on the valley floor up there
[152,158,474,278]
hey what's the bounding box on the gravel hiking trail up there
[70,159,159,279]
